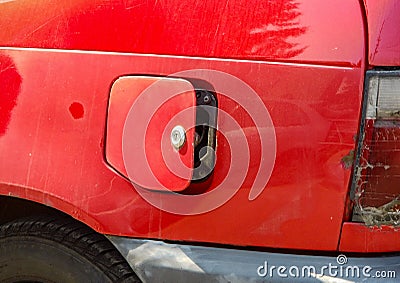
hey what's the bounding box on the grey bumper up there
[108,236,399,283]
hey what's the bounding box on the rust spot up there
[69,102,84,119]
[341,149,354,169]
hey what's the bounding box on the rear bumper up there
[108,236,399,282]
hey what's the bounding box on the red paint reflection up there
[0,54,21,136]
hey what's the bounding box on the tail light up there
[352,70,400,226]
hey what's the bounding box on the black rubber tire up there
[0,215,141,283]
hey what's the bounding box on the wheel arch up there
[0,183,102,230]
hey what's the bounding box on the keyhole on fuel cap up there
[171,125,186,150]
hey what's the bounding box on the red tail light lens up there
[352,70,400,226]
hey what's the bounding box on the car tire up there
[0,215,141,283]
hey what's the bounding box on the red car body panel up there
[0,0,362,65]
[363,0,400,66]
[339,222,400,253]
[0,0,396,254]
[0,49,363,251]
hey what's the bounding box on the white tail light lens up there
[366,74,400,119]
